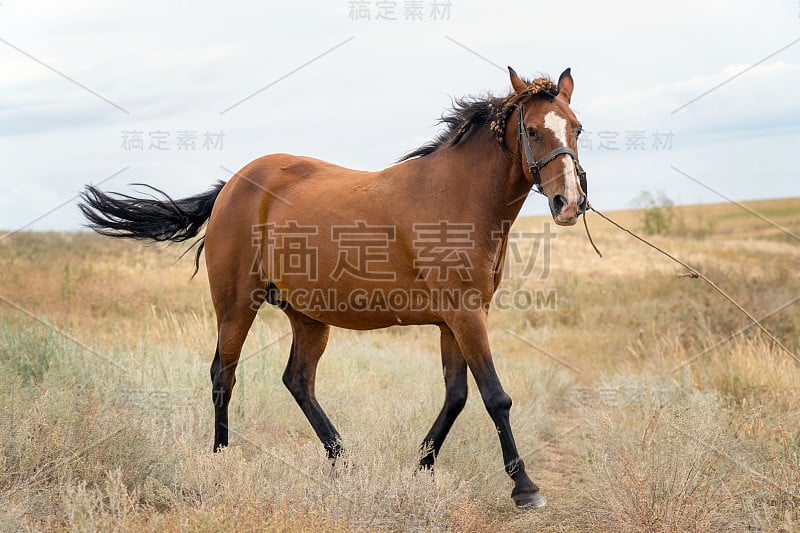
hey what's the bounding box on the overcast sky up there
[1,0,798,231]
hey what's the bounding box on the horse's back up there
[204,152,380,275]
[245,153,373,188]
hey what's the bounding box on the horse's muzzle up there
[550,193,586,226]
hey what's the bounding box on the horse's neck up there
[422,135,531,232]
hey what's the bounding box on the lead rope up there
[582,204,602,258]
[577,184,799,366]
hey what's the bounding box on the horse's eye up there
[526,127,539,139]
[575,127,583,138]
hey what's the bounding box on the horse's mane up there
[398,76,559,162]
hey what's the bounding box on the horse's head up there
[506,67,587,226]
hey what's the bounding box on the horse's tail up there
[78,180,227,277]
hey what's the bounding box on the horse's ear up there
[508,66,528,95]
[558,68,574,103]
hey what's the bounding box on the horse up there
[79,66,587,509]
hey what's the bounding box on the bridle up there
[516,103,587,198]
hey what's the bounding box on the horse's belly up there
[301,309,440,330]
[272,286,442,329]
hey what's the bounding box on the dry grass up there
[0,197,799,531]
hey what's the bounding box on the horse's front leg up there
[419,325,468,470]
[446,311,545,509]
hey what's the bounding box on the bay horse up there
[79,66,587,509]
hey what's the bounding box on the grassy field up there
[1,196,799,532]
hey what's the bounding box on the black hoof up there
[513,490,547,510]
[329,456,352,478]
[416,461,434,473]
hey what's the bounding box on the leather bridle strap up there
[516,104,587,198]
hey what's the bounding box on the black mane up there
[398,95,504,162]
[399,77,559,162]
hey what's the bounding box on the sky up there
[0,0,799,231]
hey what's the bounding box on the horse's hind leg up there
[419,325,468,469]
[211,290,262,452]
[282,308,342,459]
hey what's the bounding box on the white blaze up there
[543,111,579,205]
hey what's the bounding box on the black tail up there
[79,180,226,277]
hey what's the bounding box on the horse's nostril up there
[552,194,566,213]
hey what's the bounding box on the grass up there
[0,197,799,531]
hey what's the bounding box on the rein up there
[581,201,800,367]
